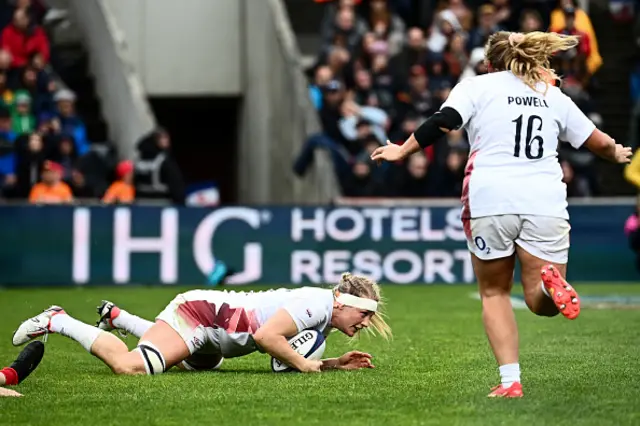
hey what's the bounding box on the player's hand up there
[0,387,22,397]
[370,140,404,164]
[337,351,374,370]
[299,359,322,373]
[614,142,632,164]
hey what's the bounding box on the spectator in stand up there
[295,79,351,182]
[427,10,463,54]
[550,5,591,63]
[396,65,438,122]
[549,6,594,111]
[338,99,389,153]
[2,0,49,28]
[389,27,428,85]
[67,168,94,199]
[369,51,396,114]
[319,0,365,48]
[351,68,380,109]
[103,160,135,204]
[342,151,386,197]
[459,46,487,80]
[309,65,334,110]
[321,6,367,55]
[134,128,185,205]
[446,0,474,31]
[0,106,16,192]
[490,0,517,31]
[549,0,601,75]
[443,32,468,82]
[19,64,52,115]
[11,90,35,135]
[13,132,45,197]
[519,9,544,33]
[1,8,49,70]
[53,89,89,155]
[324,45,352,85]
[393,152,437,198]
[365,0,405,56]
[467,4,503,51]
[432,146,466,197]
[50,134,77,183]
[29,52,56,104]
[28,159,72,204]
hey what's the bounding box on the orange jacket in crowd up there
[102,181,135,204]
[29,181,73,204]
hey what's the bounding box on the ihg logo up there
[71,207,267,284]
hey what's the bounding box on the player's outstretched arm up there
[253,309,322,373]
[371,107,462,163]
[584,128,632,164]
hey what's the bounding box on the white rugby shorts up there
[465,214,570,264]
[156,293,208,355]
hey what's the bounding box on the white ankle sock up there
[112,310,153,338]
[49,314,103,352]
[540,281,551,298]
[499,363,521,387]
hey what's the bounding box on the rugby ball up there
[271,329,326,372]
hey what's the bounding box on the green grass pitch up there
[1,284,639,426]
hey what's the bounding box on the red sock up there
[0,367,18,386]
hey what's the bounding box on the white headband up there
[335,291,378,312]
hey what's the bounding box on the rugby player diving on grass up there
[12,273,390,374]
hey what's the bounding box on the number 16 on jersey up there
[513,114,544,160]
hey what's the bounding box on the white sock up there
[112,310,153,338]
[540,281,551,298]
[49,314,104,352]
[499,363,521,387]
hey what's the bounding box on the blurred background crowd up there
[293,0,612,199]
[0,0,186,206]
[2,0,640,206]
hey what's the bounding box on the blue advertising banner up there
[0,204,636,286]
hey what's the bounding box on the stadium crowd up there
[0,0,185,206]
[295,0,604,198]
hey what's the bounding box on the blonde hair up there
[334,272,392,340]
[484,31,580,94]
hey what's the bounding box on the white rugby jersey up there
[175,287,334,358]
[441,71,596,220]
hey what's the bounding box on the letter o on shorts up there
[466,214,570,264]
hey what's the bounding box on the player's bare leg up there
[472,253,523,397]
[91,320,190,374]
[14,308,190,375]
[517,247,579,319]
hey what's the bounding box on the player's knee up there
[133,340,167,375]
[479,283,510,298]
